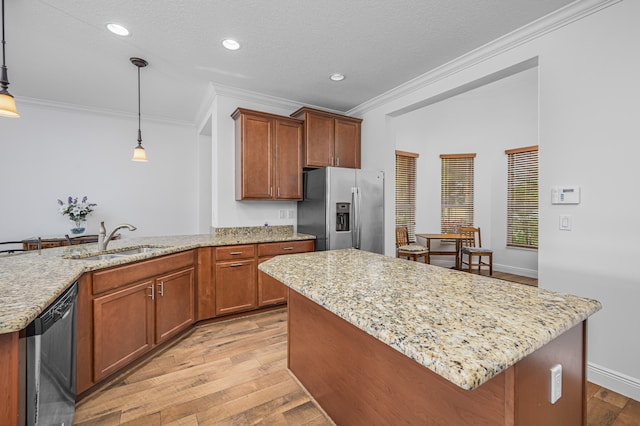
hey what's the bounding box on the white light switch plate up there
[559,214,572,231]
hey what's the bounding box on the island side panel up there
[514,322,585,425]
[287,289,513,425]
[0,331,19,426]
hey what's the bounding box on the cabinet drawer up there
[93,250,195,295]
[215,244,256,261]
[258,240,314,257]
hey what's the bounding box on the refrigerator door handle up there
[352,187,361,249]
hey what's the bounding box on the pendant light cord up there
[137,64,142,143]
[1,0,5,67]
[1,0,10,94]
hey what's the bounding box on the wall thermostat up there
[551,186,580,204]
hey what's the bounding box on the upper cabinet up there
[232,108,303,200]
[290,106,362,169]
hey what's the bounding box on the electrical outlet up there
[279,209,286,219]
[550,364,562,404]
[287,210,294,219]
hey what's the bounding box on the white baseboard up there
[493,263,538,279]
[588,362,640,402]
[427,260,538,279]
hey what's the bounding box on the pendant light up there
[0,0,19,117]
[131,57,148,162]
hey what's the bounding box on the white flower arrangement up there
[57,196,97,223]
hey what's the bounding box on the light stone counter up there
[0,226,314,334]
[258,248,602,390]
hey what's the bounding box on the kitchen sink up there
[116,246,166,255]
[70,245,168,261]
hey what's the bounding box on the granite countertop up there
[258,248,602,391]
[0,226,314,334]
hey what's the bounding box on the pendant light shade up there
[0,0,19,118]
[130,57,148,162]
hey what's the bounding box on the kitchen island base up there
[288,289,585,425]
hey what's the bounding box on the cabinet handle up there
[330,156,334,165]
[336,157,340,166]
[158,281,164,297]
[148,284,155,300]
[269,187,273,197]
[277,187,280,197]
[230,263,244,267]
[230,251,243,255]
[282,247,294,251]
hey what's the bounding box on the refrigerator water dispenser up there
[336,203,350,231]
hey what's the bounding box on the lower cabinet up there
[80,251,196,389]
[258,256,288,306]
[93,280,154,381]
[196,240,315,320]
[215,259,257,315]
[155,268,195,344]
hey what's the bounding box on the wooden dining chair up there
[396,226,429,263]
[459,226,493,275]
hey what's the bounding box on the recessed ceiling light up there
[330,73,345,81]
[222,39,241,51]
[106,23,130,36]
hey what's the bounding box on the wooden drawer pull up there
[230,263,244,267]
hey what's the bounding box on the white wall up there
[356,0,640,401]
[393,67,539,276]
[206,90,304,229]
[0,102,198,240]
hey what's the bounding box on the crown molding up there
[15,95,194,127]
[348,0,621,116]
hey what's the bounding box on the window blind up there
[396,150,418,242]
[440,154,475,233]
[506,146,538,249]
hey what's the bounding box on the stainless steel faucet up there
[98,221,137,251]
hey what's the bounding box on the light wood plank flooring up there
[75,288,638,425]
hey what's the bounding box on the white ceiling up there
[6,0,576,123]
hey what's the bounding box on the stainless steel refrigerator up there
[297,167,384,254]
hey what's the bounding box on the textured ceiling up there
[6,0,575,122]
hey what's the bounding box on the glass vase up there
[70,219,86,235]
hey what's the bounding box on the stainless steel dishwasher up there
[25,281,78,426]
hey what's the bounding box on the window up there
[440,154,475,233]
[395,150,418,241]
[506,146,538,249]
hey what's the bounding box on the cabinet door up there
[155,267,195,344]
[93,280,154,381]
[215,260,257,316]
[239,112,273,199]
[258,256,288,306]
[304,112,334,167]
[274,118,303,199]
[334,118,361,169]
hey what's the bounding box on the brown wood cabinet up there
[93,280,154,381]
[214,245,257,315]
[257,240,315,307]
[232,108,303,200]
[79,251,195,389]
[290,106,362,169]
[196,240,315,320]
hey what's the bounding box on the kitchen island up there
[259,249,602,425]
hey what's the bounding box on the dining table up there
[415,233,468,269]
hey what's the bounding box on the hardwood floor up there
[75,297,638,425]
[74,309,331,425]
